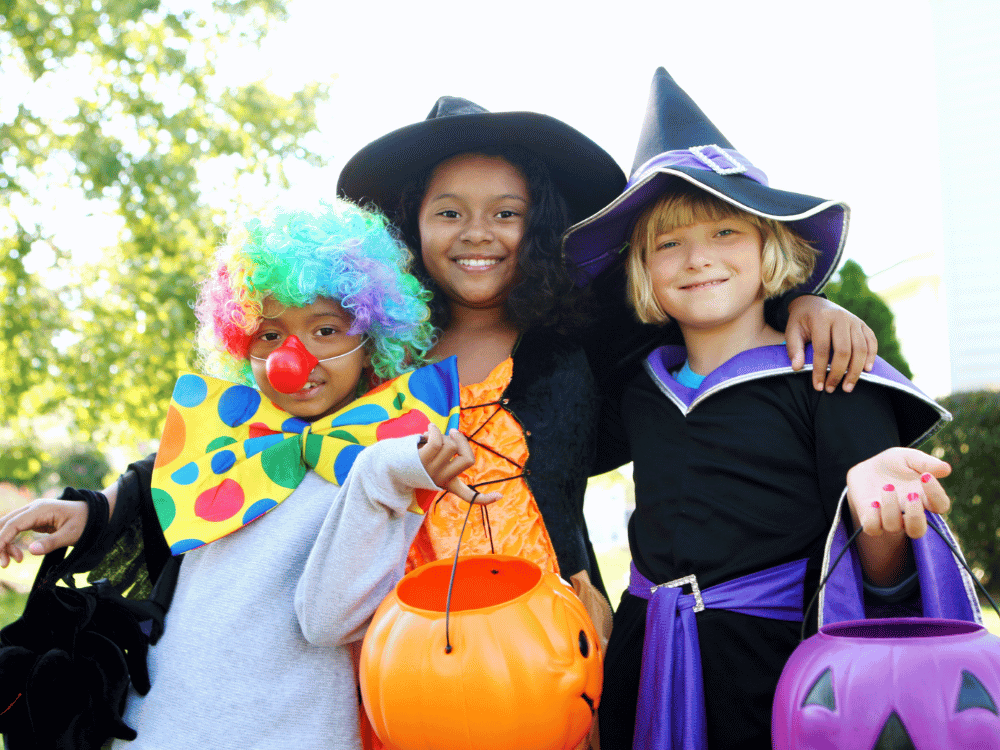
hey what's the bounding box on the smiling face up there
[248,297,367,421]
[417,153,529,315]
[644,216,765,333]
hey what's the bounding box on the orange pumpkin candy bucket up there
[360,554,602,750]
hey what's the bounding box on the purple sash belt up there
[627,558,808,750]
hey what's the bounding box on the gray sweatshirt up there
[112,436,436,749]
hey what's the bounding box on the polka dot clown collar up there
[151,357,461,554]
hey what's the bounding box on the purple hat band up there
[630,145,769,189]
[563,144,847,289]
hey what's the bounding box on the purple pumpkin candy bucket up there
[772,618,1000,750]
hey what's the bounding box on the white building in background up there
[932,0,1000,393]
[868,253,952,399]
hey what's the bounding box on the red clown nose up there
[265,335,319,394]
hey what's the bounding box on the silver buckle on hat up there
[689,144,746,176]
[651,574,705,613]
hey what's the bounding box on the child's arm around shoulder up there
[294,427,496,647]
[785,295,878,393]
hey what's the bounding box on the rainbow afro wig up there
[194,200,435,387]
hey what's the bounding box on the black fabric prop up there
[0,488,171,750]
[84,457,174,602]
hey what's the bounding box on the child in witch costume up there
[562,68,980,750]
[2,200,495,750]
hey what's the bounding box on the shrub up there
[926,390,1000,594]
[825,259,913,378]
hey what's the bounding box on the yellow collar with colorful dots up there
[151,357,460,554]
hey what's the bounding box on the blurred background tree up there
[825,261,1000,595]
[925,390,1000,596]
[1,0,328,480]
[824,259,913,378]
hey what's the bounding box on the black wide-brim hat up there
[562,68,849,290]
[337,96,626,225]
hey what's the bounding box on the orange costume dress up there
[361,331,612,750]
[407,357,559,574]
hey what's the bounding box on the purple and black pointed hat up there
[337,96,626,226]
[562,67,849,289]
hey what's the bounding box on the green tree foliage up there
[926,390,1000,594]
[0,441,47,489]
[50,444,113,490]
[0,1,328,466]
[824,259,913,379]
[0,441,111,493]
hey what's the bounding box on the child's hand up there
[417,425,500,506]
[846,447,952,539]
[785,296,878,393]
[0,498,89,567]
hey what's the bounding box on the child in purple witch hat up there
[563,68,980,750]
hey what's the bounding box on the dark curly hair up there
[394,145,587,334]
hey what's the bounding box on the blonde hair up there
[625,181,819,325]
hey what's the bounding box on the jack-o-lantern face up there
[772,618,1000,750]
[360,555,602,750]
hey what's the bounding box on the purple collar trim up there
[644,344,802,410]
[630,146,769,190]
[644,342,950,447]
[647,343,932,405]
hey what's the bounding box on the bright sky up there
[234,0,944,282]
[16,0,981,396]
[219,0,966,395]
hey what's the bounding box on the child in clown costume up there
[129,202,502,749]
[6,200,494,750]
[562,68,980,750]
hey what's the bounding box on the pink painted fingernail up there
[920,473,932,483]
[907,492,920,502]
[883,484,895,492]
[871,500,881,509]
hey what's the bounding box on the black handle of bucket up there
[443,487,497,654]
[802,521,1000,642]
[443,497,478,654]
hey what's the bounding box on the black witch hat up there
[337,96,626,225]
[563,67,849,288]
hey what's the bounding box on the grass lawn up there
[986,604,1000,634]
[1,586,30,750]
[0,589,29,630]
